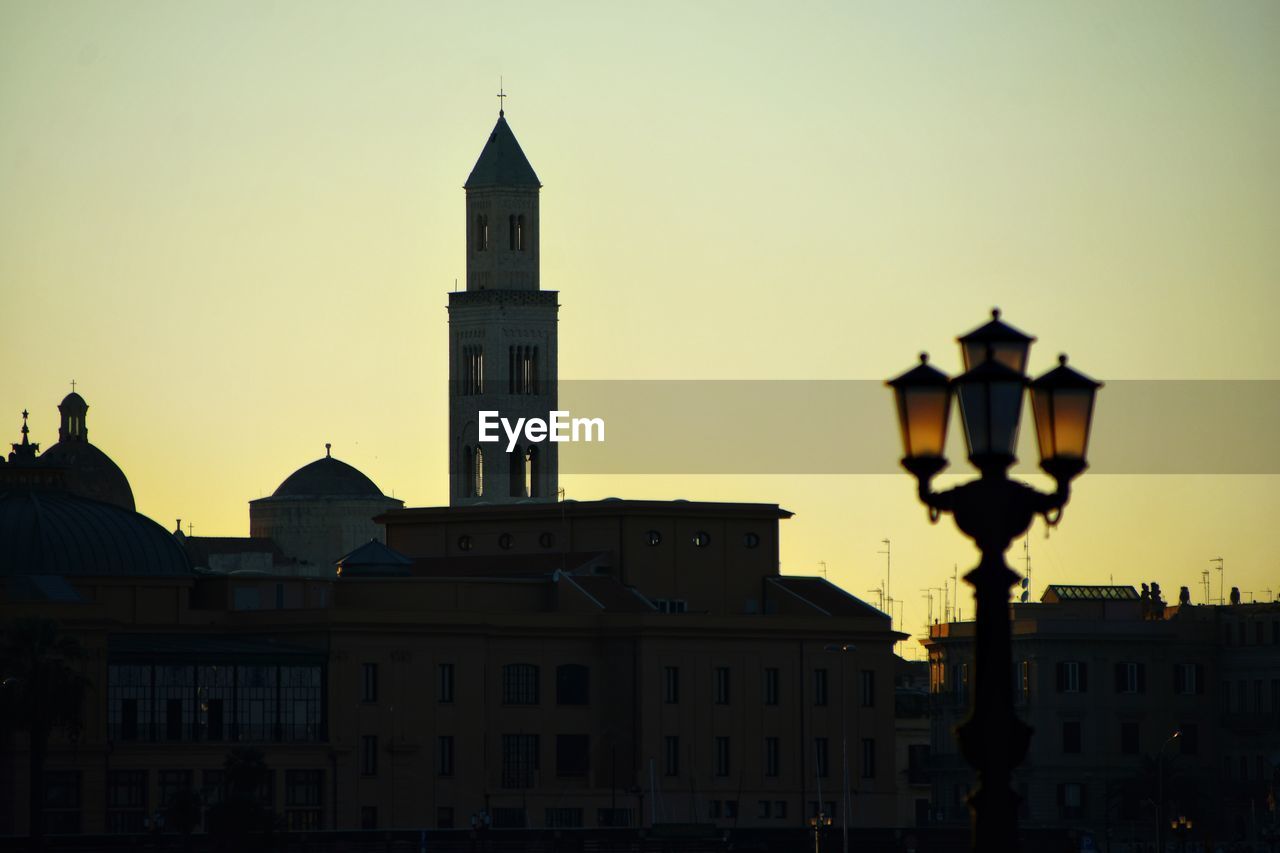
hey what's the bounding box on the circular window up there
[692,531,711,548]
[744,532,760,549]
[499,533,514,550]
[539,531,555,549]
[646,530,662,547]
[457,535,472,552]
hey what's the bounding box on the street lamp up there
[808,810,833,853]
[1170,815,1192,853]
[886,309,1102,853]
[823,643,857,853]
[1157,730,1181,853]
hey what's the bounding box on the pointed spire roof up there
[464,114,542,190]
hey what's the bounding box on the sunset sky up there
[3,1,1277,651]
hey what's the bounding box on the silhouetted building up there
[923,583,1280,845]
[248,445,402,576]
[449,111,558,505]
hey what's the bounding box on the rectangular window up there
[814,668,829,706]
[108,665,151,742]
[763,668,779,706]
[723,800,738,819]
[491,808,525,829]
[284,769,323,832]
[714,667,730,705]
[106,769,147,834]
[1120,721,1140,755]
[361,806,377,830]
[814,737,829,778]
[956,663,970,702]
[775,801,788,819]
[556,734,590,777]
[502,663,539,705]
[663,666,680,704]
[544,808,583,828]
[1174,663,1203,695]
[757,800,771,819]
[714,736,730,777]
[861,738,876,778]
[907,744,930,784]
[501,734,540,788]
[1179,723,1198,755]
[361,735,378,776]
[42,770,82,836]
[764,737,780,778]
[438,663,454,703]
[597,808,633,828]
[158,769,193,810]
[280,665,323,743]
[1058,782,1086,820]
[437,736,455,776]
[437,807,454,829]
[860,669,875,707]
[1062,721,1082,754]
[1057,661,1086,693]
[664,736,680,777]
[556,664,590,706]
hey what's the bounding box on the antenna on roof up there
[1211,556,1224,605]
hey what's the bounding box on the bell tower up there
[448,108,559,505]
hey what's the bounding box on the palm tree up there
[0,618,89,847]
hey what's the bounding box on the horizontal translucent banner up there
[534,380,1280,475]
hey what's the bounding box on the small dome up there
[59,392,87,412]
[0,489,190,577]
[271,455,386,499]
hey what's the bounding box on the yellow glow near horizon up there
[2,1,1278,649]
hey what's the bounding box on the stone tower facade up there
[449,112,559,505]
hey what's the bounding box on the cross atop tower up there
[70,379,77,393]
[497,79,507,116]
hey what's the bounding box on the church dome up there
[0,488,190,577]
[270,447,387,499]
[38,441,135,511]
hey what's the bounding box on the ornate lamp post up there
[886,309,1102,852]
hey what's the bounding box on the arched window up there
[476,215,489,251]
[473,447,485,498]
[462,346,484,395]
[516,215,526,251]
[509,444,525,498]
[502,664,539,704]
[463,446,474,498]
[527,445,539,497]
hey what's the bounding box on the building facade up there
[923,584,1280,846]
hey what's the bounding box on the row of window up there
[43,768,323,835]
[1058,720,1199,756]
[455,346,543,397]
[360,662,586,706]
[662,735,876,780]
[1222,677,1280,714]
[1222,618,1280,646]
[106,664,324,744]
[644,529,760,549]
[474,214,528,253]
[395,733,878,787]
[934,660,1209,698]
[666,665,875,708]
[460,445,543,499]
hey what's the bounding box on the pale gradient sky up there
[3,1,1278,653]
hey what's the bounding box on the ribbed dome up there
[37,441,135,511]
[0,489,190,577]
[271,455,385,499]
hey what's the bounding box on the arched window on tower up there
[463,445,474,498]
[509,444,525,498]
[473,447,485,498]
[527,445,539,498]
[516,215,526,251]
[461,346,484,396]
[476,215,489,251]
